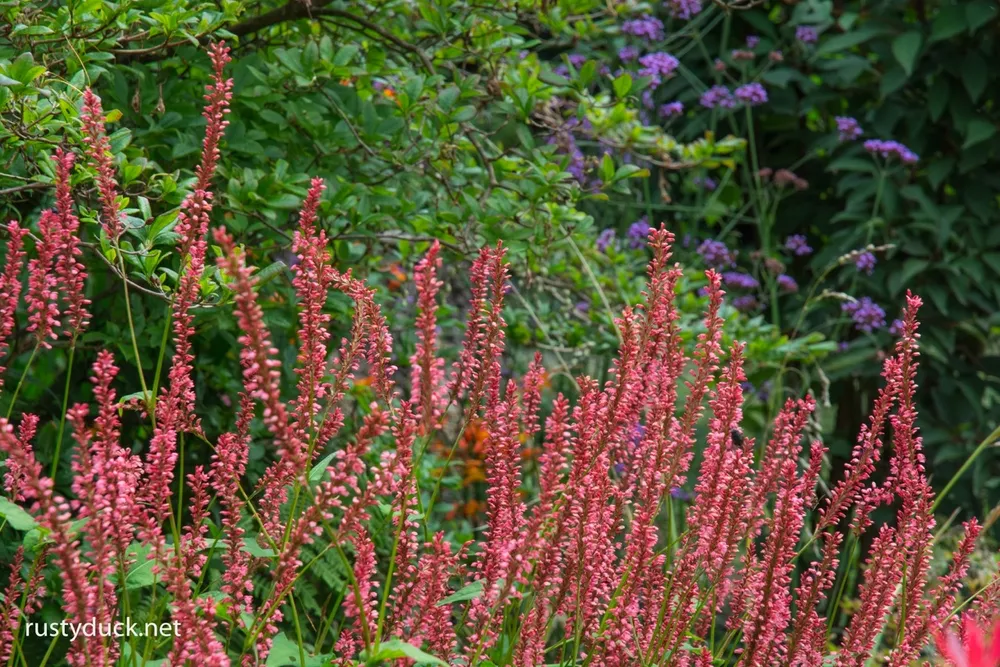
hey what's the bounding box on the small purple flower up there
[697,239,736,269]
[740,381,755,394]
[769,50,784,63]
[784,234,813,256]
[568,53,586,69]
[638,52,680,86]
[723,272,760,290]
[854,251,876,275]
[575,300,591,314]
[864,139,919,164]
[659,101,684,118]
[631,424,646,446]
[842,297,887,333]
[746,35,760,49]
[756,380,772,403]
[666,0,703,20]
[734,82,768,107]
[838,341,850,352]
[889,319,904,336]
[619,45,640,62]
[622,16,665,41]
[835,116,863,142]
[597,228,617,253]
[547,130,586,182]
[627,217,651,249]
[732,295,760,312]
[641,90,655,109]
[777,274,798,292]
[700,85,736,109]
[796,25,819,44]
[670,486,693,501]
[692,176,717,191]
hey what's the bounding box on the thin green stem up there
[117,252,154,425]
[933,423,1000,512]
[50,338,77,478]
[5,343,39,420]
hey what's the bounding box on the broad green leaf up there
[931,6,966,42]
[963,118,996,149]
[436,579,483,606]
[367,639,447,666]
[0,498,36,531]
[815,25,889,57]
[242,538,276,558]
[613,73,632,99]
[962,53,988,102]
[966,0,999,32]
[891,31,922,75]
[266,632,332,666]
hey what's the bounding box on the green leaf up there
[965,0,998,33]
[367,639,447,665]
[436,579,483,606]
[255,260,287,286]
[962,53,988,102]
[891,31,922,75]
[826,156,876,173]
[931,6,967,42]
[613,73,632,99]
[266,633,332,666]
[309,452,336,482]
[599,154,614,183]
[928,76,949,121]
[0,498,36,531]
[963,118,996,149]
[242,538,276,558]
[333,44,359,67]
[879,65,908,98]
[815,25,889,57]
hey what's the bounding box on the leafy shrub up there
[0,42,996,666]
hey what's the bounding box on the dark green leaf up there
[891,31,922,75]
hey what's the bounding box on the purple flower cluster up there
[835,116,863,142]
[732,295,760,312]
[659,101,684,118]
[666,0,703,20]
[842,297,887,333]
[777,274,798,292]
[784,234,813,256]
[746,35,760,49]
[547,130,586,182]
[700,85,736,109]
[622,16,665,41]
[888,319,904,336]
[567,53,587,69]
[619,45,640,62]
[638,52,680,86]
[697,239,736,269]
[864,139,919,164]
[723,271,760,289]
[597,228,616,253]
[855,251,876,275]
[627,217,651,249]
[796,26,819,44]
[734,82,768,106]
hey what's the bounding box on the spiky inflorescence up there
[79,89,124,239]
[410,240,446,433]
[25,210,61,348]
[52,148,90,335]
[0,223,26,393]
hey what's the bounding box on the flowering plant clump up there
[0,40,998,667]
